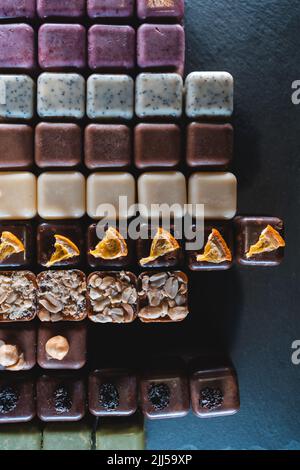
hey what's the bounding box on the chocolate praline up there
[0,373,35,423]
[0,324,36,371]
[89,369,138,417]
[37,222,83,268]
[189,357,240,418]
[235,216,285,266]
[37,323,87,370]
[36,373,86,422]
[0,223,33,268]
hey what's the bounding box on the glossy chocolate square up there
[84,125,131,169]
[37,323,87,370]
[187,222,234,271]
[0,324,36,371]
[89,369,137,417]
[37,222,83,268]
[134,124,181,169]
[0,223,33,268]
[35,123,82,168]
[0,125,33,169]
[0,373,35,423]
[235,216,285,266]
[139,367,189,420]
[36,373,86,422]
[87,224,133,269]
[136,224,184,269]
[190,360,240,418]
[186,123,233,169]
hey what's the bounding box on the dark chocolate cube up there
[190,359,240,418]
[134,124,181,169]
[0,324,36,371]
[35,123,82,168]
[87,223,133,269]
[0,125,33,169]
[37,323,87,370]
[89,369,137,417]
[235,216,285,266]
[36,373,86,422]
[0,0,36,19]
[37,0,85,18]
[37,222,83,268]
[85,125,131,169]
[186,123,233,169]
[187,221,234,271]
[0,223,33,268]
[137,224,184,268]
[0,373,35,423]
[139,365,190,420]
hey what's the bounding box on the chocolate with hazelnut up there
[0,271,36,322]
[37,270,87,322]
[37,323,87,370]
[0,325,36,371]
[87,271,137,323]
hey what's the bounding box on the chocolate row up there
[0,122,233,170]
[0,1,185,21]
[0,359,240,423]
[0,23,185,74]
[0,171,237,220]
[0,416,145,450]
[0,72,234,120]
[0,270,189,323]
[0,217,285,271]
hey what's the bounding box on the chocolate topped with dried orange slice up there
[89,227,128,260]
[137,225,183,268]
[188,222,234,271]
[197,229,232,264]
[87,224,133,269]
[235,216,285,266]
[0,224,32,268]
[37,223,83,268]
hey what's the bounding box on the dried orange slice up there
[0,231,25,262]
[246,225,285,259]
[46,235,80,267]
[90,226,128,260]
[140,227,180,266]
[197,229,232,264]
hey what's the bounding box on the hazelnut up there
[0,344,20,367]
[45,335,69,361]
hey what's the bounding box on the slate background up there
[145,0,300,450]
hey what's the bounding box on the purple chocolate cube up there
[39,24,86,70]
[0,0,35,18]
[137,0,184,20]
[88,25,135,71]
[87,0,134,18]
[37,0,85,18]
[0,24,35,69]
[137,24,185,75]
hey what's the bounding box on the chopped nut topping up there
[46,336,70,361]
[0,271,36,322]
[138,271,188,323]
[37,270,87,322]
[88,271,137,323]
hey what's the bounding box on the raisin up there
[0,386,19,414]
[99,383,119,411]
[199,387,224,410]
[148,383,170,411]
